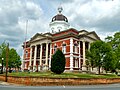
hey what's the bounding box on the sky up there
[0,0,120,58]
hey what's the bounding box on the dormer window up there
[52,17,55,22]
[57,27,62,32]
[51,27,54,33]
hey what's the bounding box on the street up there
[0,84,120,90]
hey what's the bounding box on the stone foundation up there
[0,75,120,86]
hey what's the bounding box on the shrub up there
[51,49,66,74]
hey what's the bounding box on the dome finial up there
[58,4,63,14]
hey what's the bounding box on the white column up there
[49,43,52,69]
[40,44,43,66]
[82,41,86,71]
[79,41,81,70]
[70,38,73,71]
[33,45,37,72]
[38,44,42,71]
[45,43,49,70]
[88,42,91,50]
[29,46,32,71]
[83,41,85,65]
[22,60,24,71]
[88,42,91,72]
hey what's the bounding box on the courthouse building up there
[22,6,100,72]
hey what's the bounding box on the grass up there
[6,71,120,79]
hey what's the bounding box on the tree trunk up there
[92,67,93,71]
[98,66,100,74]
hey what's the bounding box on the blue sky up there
[0,0,119,58]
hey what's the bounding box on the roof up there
[52,14,68,22]
[22,28,101,47]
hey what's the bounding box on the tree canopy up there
[86,40,116,74]
[86,31,120,74]
[0,42,21,70]
[105,31,120,69]
[105,32,120,50]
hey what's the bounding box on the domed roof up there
[51,6,68,22]
[52,14,68,22]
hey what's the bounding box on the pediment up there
[79,30,88,35]
[30,33,46,42]
[87,31,100,40]
[80,36,95,43]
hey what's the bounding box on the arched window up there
[57,27,62,32]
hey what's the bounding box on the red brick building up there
[22,6,100,72]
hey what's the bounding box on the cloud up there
[0,0,120,58]
[0,0,47,57]
[61,0,120,35]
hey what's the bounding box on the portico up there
[28,42,51,72]
[27,33,52,72]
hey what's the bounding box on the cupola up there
[49,6,70,33]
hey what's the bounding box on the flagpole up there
[25,20,28,49]
[22,20,28,71]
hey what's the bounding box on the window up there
[62,42,66,54]
[54,45,57,53]
[75,46,78,53]
[74,41,78,53]
[25,50,28,58]
[53,17,55,20]
[25,63,27,69]
[51,28,54,33]
[75,58,78,68]
[57,27,62,32]
[62,45,66,54]
[74,42,78,53]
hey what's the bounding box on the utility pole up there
[5,43,9,82]
[1,58,4,74]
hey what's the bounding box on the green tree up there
[86,40,113,74]
[0,42,21,71]
[51,49,66,74]
[0,42,7,64]
[115,45,120,69]
[103,51,117,73]
[105,32,120,70]
[9,48,21,71]
[105,32,120,50]
[86,50,96,70]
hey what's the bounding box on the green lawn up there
[6,72,120,79]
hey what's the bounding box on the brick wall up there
[0,75,120,86]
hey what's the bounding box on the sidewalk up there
[0,81,22,86]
